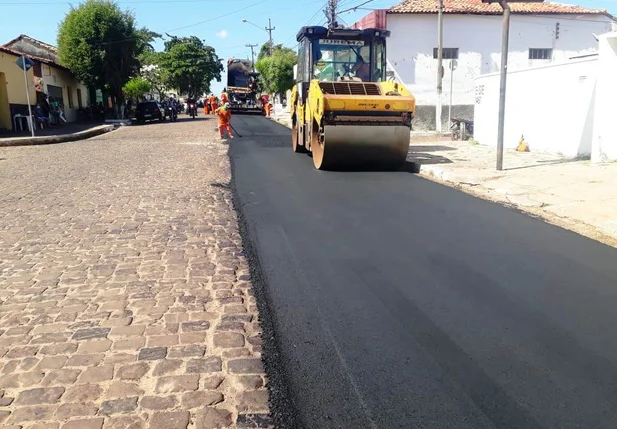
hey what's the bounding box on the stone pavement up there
[408,141,617,246]
[0,117,271,428]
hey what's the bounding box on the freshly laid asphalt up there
[229,115,617,429]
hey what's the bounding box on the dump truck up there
[226,58,261,113]
[290,26,416,170]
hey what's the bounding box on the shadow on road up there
[130,116,215,126]
[407,152,454,166]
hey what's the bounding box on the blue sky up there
[1,0,614,95]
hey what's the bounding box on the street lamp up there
[241,18,275,56]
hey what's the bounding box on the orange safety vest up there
[216,108,231,125]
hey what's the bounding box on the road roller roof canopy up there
[296,26,391,43]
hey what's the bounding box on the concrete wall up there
[0,72,10,131]
[386,13,613,130]
[591,32,617,162]
[474,58,598,157]
[0,51,37,105]
[0,51,37,131]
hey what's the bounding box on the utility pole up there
[436,0,444,133]
[325,0,338,29]
[246,43,257,71]
[265,19,275,56]
[496,0,511,171]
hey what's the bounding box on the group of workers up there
[206,89,274,140]
[202,93,222,115]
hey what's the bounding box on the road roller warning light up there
[290,25,416,170]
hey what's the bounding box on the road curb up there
[0,124,117,147]
[272,117,291,129]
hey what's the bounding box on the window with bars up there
[529,48,552,60]
[433,48,459,60]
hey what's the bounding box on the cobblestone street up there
[0,117,270,428]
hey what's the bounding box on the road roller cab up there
[290,25,416,170]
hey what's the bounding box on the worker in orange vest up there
[209,94,218,114]
[221,89,229,105]
[215,103,233,139]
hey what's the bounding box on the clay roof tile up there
[388,0,612,17]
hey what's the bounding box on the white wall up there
[591,32,617,162]
[387,13,613,106]
[474,58,597,157]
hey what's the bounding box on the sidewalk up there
[271,109,291,128]
[0,122,114,147]
[409,141,617,246]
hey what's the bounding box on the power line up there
[281,1,328,46]
[39,0,268,50]
[0,0,246,3]
[338,0,375,15]
[166,0,267,32]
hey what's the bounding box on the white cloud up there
[216,30,228,39]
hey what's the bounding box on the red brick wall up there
[351,10,387,30]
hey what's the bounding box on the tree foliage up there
[161,36,223,96]
[139,51,167,99]
[255,46,297,94]
[257,42,271,62]
[136,27,161,55]
[57,0,146,108]
[256,42,296,62]
[123,76,150,100]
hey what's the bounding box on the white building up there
[353,0,615,130]
[474,30,617,161]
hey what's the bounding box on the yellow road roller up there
[290,25,416,170]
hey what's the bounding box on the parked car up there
[135,101,165,123]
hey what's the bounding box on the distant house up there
[0,34,89,132]
[353,0,615,130]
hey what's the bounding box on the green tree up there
[123,77,151,100]
[257,42,296,61]
[136,27,161,55]
[257,42,271,61]
[57,0,149,116]
[255,47,297,94]
[161,36,223,97]
[140,51,167,99]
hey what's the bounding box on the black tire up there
[292,117,307,153]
